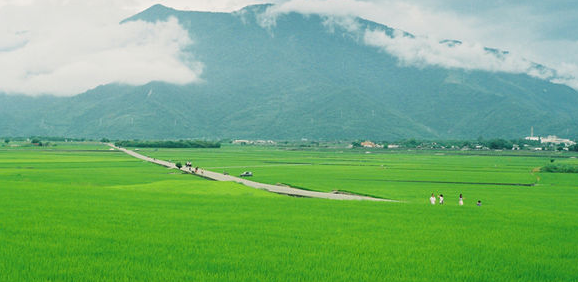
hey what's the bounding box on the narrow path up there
[109,144,395,202]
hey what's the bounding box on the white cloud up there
[259,0,578,90]
[1,0,577,95]
[551,62,578,91]
[0,0,202,96]
[362,29,554,78]
[259,0,475,40]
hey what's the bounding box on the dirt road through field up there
[109,144,395,202]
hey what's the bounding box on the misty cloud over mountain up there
[259,1,577,90]
[1,0,577,95]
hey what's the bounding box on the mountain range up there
[1,4,577,140]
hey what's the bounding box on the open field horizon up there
[1,142,577,281]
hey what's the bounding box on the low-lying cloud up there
[0,1,202,96]
[2,0,578,95]
[260,0,578,91]
[362,29,554,79]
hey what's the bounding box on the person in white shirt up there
[439,194,444,205]
[430,193,436,205]
[459,194,464,206]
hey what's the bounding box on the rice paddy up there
[1,143,577,281]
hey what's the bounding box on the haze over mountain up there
[1,4,577,140]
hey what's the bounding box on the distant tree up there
[351,141,362,148]
[487,139,513,150]
[557,144,565,151]
[4,138,9,144]
[402,138,419,148]
[100,138,110,143]
[175,162,183,169]
[541,163,578,173]
[31,138,40,144]
[570,144,578,152]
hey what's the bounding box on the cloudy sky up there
[1,0,577,96]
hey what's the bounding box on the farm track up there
[109,144,396,202]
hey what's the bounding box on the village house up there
[361,141,384,148]
[232,140,252,145]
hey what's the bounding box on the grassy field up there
[1,143,577,281]
[141,145,576,204]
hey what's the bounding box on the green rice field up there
[1,143,577,281]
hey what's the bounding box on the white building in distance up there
[541,135,576,146]
[232,139,276,145]
[232,139,252,145]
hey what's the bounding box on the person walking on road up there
[430,193,436,205]
[459,194,464,206]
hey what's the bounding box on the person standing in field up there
[477,200,482,206]
[430,193,436,205]
[459,194,464,206]
[439,194,444,205]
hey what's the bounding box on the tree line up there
[352,138,578,151]
[114,140,221,148]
